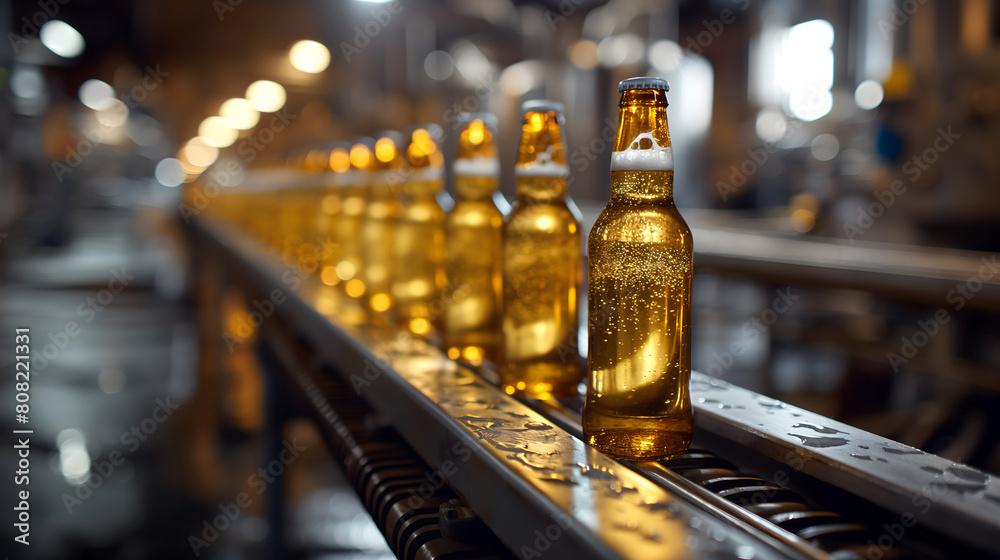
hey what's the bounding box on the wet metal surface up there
[197,218,801,560]
[689,373,1000,553]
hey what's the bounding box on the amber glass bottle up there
[360,132,404,316]
[295,148,330,272]
[317,143,351,289]
[583,77,693,461]
[443,114,504,365]
[336,139,375,304]
[277,157,307,266]
[500,100,583,399]
[392,126,446,334]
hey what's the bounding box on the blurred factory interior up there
[1,0,999,559]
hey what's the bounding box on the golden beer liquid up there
[392,128,446,333]
[296,149,330,272]
[317,146,351,288]
[329,141,376,320]
[361,135,404,316]
[501,105,583,399]
[278,180,307,266]
[296,186,326,272]
[443,117,503,364]
[337,183,367,287]
[583,84,693,461]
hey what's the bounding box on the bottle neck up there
[403,177,443,198]
[455,174,499,201]
[516,174,568,202]
[611,90,673,201]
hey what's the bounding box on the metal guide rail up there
[576,206,1000,311]
[190,217,1000,560]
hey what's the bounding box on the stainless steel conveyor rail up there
[190,216,1000,560]
[576,206,1000,311]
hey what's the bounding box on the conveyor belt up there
[524,399,918,560]
[191,216,1000,560]
[261,326,511,559]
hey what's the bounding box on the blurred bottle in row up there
[501,101,583,400]
[443,114,504,365]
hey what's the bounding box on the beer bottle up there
[583,77,693,461]
[278,155,309,266]
[296,148,330,272]
[392,125,446,334]
[317,143,351,289]
[443,113,504,365]
[338,139,375,303]
[360,132,404,316]
[500,100,583,399]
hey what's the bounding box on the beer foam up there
[514,145,569,178]
[454,157,500,177]
[515,161,569,177]
[611,132,674,171]
[409,166,444,182]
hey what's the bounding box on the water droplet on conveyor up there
[608,482,639,497]
[539,473,577,485]
[947,466,990,484]
[642,501,677,514]
[577,463,617,480]
[490,441,537,454]
[524,422,552,430]
[921,466,945,475]
[882,447,923,455]
[851,454,873,461]
[792,422,847,435]
[787,434,849,448]
[934,482,987,496]
[507,453,557,472]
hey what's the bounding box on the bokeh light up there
[40,20,85,58]
[289,40,331,73]
[219,98,260,130]
[245,80,286,112]
[198,116,238,148]
[154,158,186,187]
[855,79,885,110]
[78,79,116,110]
[183,137,220,168]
